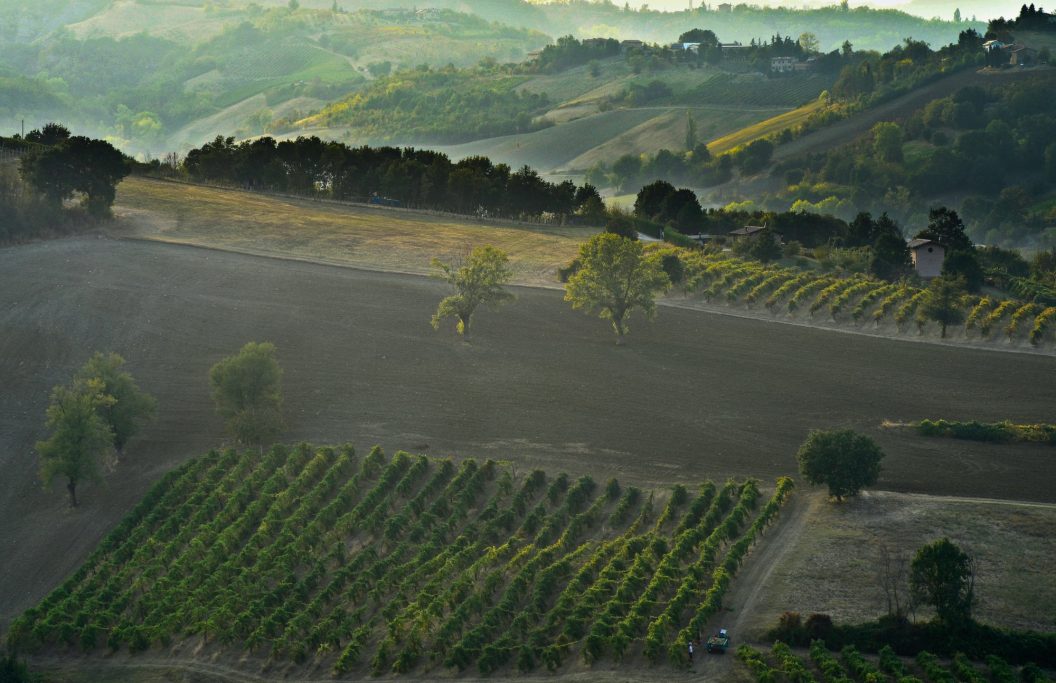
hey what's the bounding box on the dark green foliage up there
[208,342,285,447]
[920,276,967,337]
[796,429,884,501]
[0,654,35,683]
[20,135,129,216]
[910,538,975,627]
[941,251,983,293]
[180,137,600,220]
[531,35,620,73]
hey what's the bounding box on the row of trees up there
[179,135,606,221]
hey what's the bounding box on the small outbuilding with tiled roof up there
[908,238,945,278]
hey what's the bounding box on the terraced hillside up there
[7,443,792,676]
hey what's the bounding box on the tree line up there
[175,135,607,221]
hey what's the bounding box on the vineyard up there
[737,641,1053,683]
[677,252,1056,347]
[6,444,794,676]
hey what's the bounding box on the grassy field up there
[737,490,1056,636]
[706,98,827,155]
[113,177,593,286]
[7,444,792,676]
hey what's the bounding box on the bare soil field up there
[734,490,1056,637]
[3,236,1056,634]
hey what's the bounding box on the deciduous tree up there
[74,352,156,456]
[910,538,975,627]
[20,135,129,216]
[36,379,115,507]
[796,429,884,501]
[209,342,285,448]
[431,245,515,337]
[564,233,671,344]
[920,276,967,338]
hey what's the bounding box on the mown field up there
[113,176,593,286]
[733,490,1056,637]
[7,442,792,676]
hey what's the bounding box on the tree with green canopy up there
[36,379,115,507]
[796,429,885,501]
[20,135,128,217]
[564,233,670,345]
[209,342,285,448]
[431,245,514,337]
[74,352,156,456]
[920,276,967,338]
[910,538,975,626]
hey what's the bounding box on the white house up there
[908,238,945,278]
[771,56,795,73]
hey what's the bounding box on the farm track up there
[3,236,1055,632]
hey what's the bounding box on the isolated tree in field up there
[431,245,514,337]
[920,276,967,338]
[564,233,671,345]
[910,538,975,627]
[36,379,115,507]
[74,352,156,456]
[209,342,285,447]
[796,429,884,501]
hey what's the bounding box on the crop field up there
[676,252,1056,350]
[707,99,827,155]
[113,176,593,286]
[7,443,793,677]
[564,105,788,172]
[738,641,1048,683]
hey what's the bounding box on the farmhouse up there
[771,56,795,73]
[907,238,945,278]
[620,39,644,52]
[717,2,732,10]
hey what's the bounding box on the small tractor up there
[705,628,730,654]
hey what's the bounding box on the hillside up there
[0,3,548,154]
[718,67,1056,246]
[6,442,792,675]
[1,0,983,156]
[3,234,1056,627]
